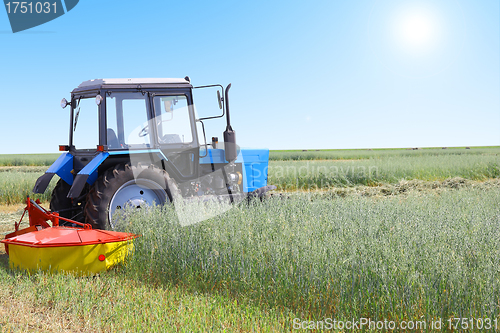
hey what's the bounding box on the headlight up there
[60,98,68,109]
[95,95,103,106]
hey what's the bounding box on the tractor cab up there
[64,78,200,180]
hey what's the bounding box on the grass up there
[0,167,55,205]
[117,187,500,325]
[3,187,500,331]
[120,188,500,321]
[0,149,498,205]
[0,266,293,332]
[269,153,500,190]
[0,147,497,165]
[0,208,293,332]
[0,149,499,331]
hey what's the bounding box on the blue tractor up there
[33,78,275,229]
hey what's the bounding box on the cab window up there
[106,92,150,148]
[152,95,193,145]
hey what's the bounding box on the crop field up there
[0,167,56,205]
[269,151,500,190]
[128,188,500,321]
[0,147,498,205]
[0,154,60,167]
[270,146,500,161]
[0,147,499,332]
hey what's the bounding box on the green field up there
[0,167,56,205]
[126,188,500,322]
[0,147,498,205]
[0,154,60,166]
[269,146,500,190]
[0,264,292,332]
[269,152,500,190]
[3,188,499,330]
[0,149,499,331]
[270,146,500,161]
[2,146,498,165]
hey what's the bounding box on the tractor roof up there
[72,78,192,93]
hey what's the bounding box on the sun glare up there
[393,8,439,54]
[369,0,464,77]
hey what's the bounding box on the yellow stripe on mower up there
[7,239,134,275]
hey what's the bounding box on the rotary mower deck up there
[1,197,138,275]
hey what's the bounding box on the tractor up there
[33,77,275,229]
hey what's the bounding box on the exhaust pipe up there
[223,83,237,162]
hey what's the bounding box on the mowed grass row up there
[270,146,500,161]
[121,188,500,323]
[0,267,293,332]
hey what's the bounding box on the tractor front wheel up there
[84,163,178,230]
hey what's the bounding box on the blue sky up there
[0,0,498,153]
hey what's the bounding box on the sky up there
[0,0,498,153]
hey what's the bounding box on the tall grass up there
[123,188,500,323]
[0,167,55,204]
[269,153,500,190]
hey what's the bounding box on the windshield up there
[72,97,99,149]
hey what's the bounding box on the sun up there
[393,7,439,54]
[368,0,464,77]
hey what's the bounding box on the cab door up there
[150,92,199,182]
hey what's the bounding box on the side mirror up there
[217,90,222,110]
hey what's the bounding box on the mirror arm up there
[193,84,226,121]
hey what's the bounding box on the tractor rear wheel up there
[84,163,178,230]
[50,179,86,223]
